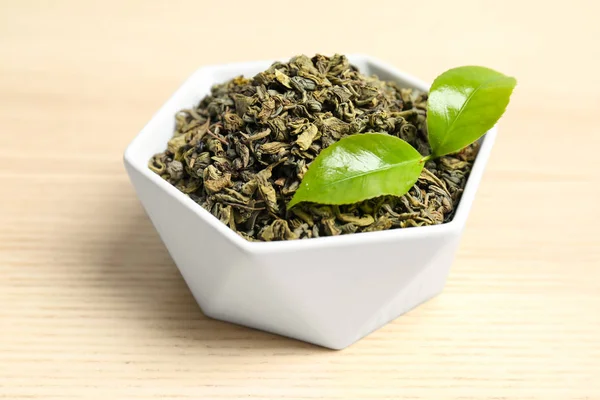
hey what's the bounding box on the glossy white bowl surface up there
[124,54,496,349]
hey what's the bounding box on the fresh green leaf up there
[427,66,517,157]
[288,133,424,208]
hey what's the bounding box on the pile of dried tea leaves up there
[149,54,479,241]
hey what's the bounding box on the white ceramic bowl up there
[124,54,496,350]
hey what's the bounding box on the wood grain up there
[1,1,599,398]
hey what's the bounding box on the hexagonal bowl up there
[123,54,497,350]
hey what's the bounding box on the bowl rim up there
[124,53,497,254]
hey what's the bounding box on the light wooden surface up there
[1,1,599,398]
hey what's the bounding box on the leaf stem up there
[420,155,433,163]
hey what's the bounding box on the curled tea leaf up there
[256,169,279,213]
[274,69,292,88]
[295,124,320,151]
[203,165,232,193]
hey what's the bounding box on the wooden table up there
[2,1,599,398]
